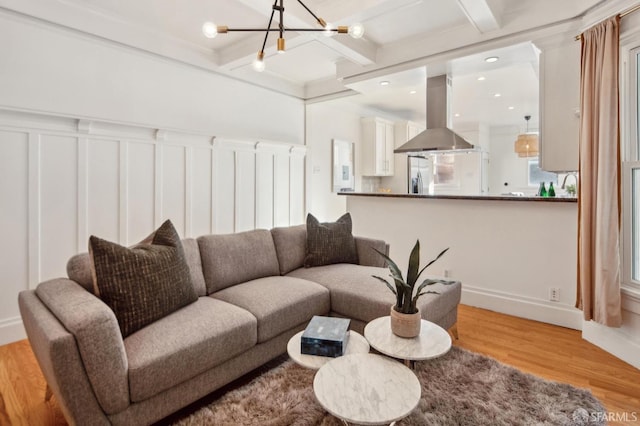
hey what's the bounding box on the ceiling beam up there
[455,0,501,33]
[217,31,312,71]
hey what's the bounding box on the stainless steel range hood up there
[395,75,474,153]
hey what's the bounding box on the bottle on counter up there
[538,182,548,197]
[548,182,556,197]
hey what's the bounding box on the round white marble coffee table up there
[314,353,421,425]
[364,316,451,368]
[287,330,370,370]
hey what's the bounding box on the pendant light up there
[202,0,364,73]
[514,115,539,158]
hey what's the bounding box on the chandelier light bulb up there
[348,23,365,39]
[202,22,218,39]
[252,58,266,72]
[323,23,335,37]
[253,52,266,72]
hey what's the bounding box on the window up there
[433,154,455,184]
[633,167,640,281]
[527,159,557,187]
[622,46,640,290]
[623,162,640,286]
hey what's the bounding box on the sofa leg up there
[44,384,53,402]
[449,324,459,340]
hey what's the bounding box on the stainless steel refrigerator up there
[408,155,430,194]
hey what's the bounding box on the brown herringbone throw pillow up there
[304,213,358,267]
[89,220,198,338]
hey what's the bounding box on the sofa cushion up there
[198,229,280,294]
[287,264,461,326]
[271,224,307,275]
[180,238,207,297]
[304,213,358,268]
[210,276,330,343]
[66,253,94,292]
[89,220,198,337]
[67,237,207,297]
[354,236,389,268]
[125,297,257,402]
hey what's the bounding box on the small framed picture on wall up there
[332,139,355,192]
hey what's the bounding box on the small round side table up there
[364,316,451,368]
[287,330,370,370]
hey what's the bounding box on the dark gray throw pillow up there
[304,213,358,267]
[89,220,198,338]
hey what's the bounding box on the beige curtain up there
[577,15,622,327]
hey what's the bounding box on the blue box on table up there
[301,315,350,357]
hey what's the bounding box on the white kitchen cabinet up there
[380,120,426,192]
[361,117,395,176]
[537,35,580,172]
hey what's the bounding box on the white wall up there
[0,10,307,345]
[305,98,403,221]
[487,126,535,195]
[0,10,304,144]
[347,195,583,330]
[305,100,355,221]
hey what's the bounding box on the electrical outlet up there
[444,269,452,278]
[549,287,560,302]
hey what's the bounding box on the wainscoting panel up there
[256,150,275,230]
[161,144,187,237]
[274,152,291,227]
[213,143,236,234]
[190,146,214,238]
[0,130,29,321]
[40,134,78,285]
[0,110,306,345]
[290,148,306,225]
[126,141,156,244]
[87,138,120,243]
[235,149,257,233]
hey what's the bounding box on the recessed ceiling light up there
[485,56,499,63]
[477,76,486,81]
[508,106,515,110]
[380,81,390,86]
[409,90,417,95]
[454,113,461,117]
[494,93,501,98]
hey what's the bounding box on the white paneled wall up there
[0,110,306,345]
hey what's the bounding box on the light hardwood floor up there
[1,304,639,425]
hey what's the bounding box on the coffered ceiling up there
[1,0,604,128]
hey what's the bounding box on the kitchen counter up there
[338,192,577,203]
[343,191,581,330]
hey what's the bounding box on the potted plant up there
[373,240,454,338]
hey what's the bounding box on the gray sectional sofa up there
[18,224,461,426]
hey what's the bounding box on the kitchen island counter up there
[341,190,581,331]
[338,192,577,203]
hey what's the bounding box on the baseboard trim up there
[582,320,640,370]
[461,286,583,330]
[0,317,26,346]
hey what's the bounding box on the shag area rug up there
[173,346,605,426]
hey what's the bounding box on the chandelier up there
[514,115,539,158]
[202,0,364,72]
